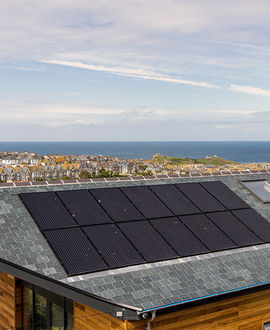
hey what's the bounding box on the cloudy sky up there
[1,0,270,141]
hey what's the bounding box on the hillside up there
[151,154,238,166]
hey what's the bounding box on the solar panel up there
[57,190,112,225]
[120,186,173,218]
[175,183,226,212]
[232,209,270,242]
[44,228,108,275]
[118,221,177,262]
[151,217,209,256]
[20,192,77,230]
[207,211,262,247]
[180,214,237,251]
[83,224,144,268]
[200,181,249,209]
[90,188,144,222]
[149,184,200,215]
[20,181,270,277]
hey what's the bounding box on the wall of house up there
[74,288,270,330]
[0,271,16,329]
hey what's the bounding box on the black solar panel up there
[118,221,177,262]
[83,224,144,268]
[44,228,108,275]
[207,211,262,246]
[180,214,237,251]
[20,192,77,230]
[151,217,209,256]
[149,184,200,215]
[20,181,270,277]
[57,190,112,225]
[200,181,249,210]
[232,209,270,242]
[90,188,144,222]
[120,186,173,218]
[175,183,226,213]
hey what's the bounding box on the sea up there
[0,141,270,164]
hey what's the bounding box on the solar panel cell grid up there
[120,186,173,218]
[175,183,226,213]
[83,224,144,268]
[90,188,144,222]
[118,221,178,262]
[44,228,108,276]
[180,214,237,251]
[57,190,112,225]
[20,192,77,230]
[207,211,262,247]
[151,217,209,256]
[200,181,249,209]
[149,184,200,215]
[232,209,270,242]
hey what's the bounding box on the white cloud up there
[229,84,270,97]
[45,119,103,128]
[40,59,217,88]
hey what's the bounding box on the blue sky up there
[1,0,270,141]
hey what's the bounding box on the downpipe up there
[146,310,156,330]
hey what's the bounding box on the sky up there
[1,0,270,141]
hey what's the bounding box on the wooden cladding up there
[0,271,16,329]
[74,288,270,330]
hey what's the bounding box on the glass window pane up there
[35,293,47,330]
[23,286,33,329]
[51,303,64,330]
[66,311,74,330]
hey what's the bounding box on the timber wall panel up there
[75,288,270,330]
[74,301,127,330]
[0,271,16,330]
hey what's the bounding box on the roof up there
[1,174,270,319]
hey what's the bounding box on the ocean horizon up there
[0,141,270,164]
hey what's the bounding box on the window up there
[23,286,33,329]
[22,281,73,329]
[264,322,270,330]
[241,180,270,203]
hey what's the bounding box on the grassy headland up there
[151,154,238,166]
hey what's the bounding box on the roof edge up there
[0,258,142,320]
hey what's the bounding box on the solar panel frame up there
[83,224,144,268]
[206,211,262,247]
[90,187,144,222]
[200,181,249,209]
[19,192,77,230]
[175,183,226,213]
[150,217,209,256]
[118,221,178,262]
[180,214,237,251]
[44,228,108,276]
[232,209,270,242]
[149,184,200,216]
[120,186,173,219]
[57,189,113,225]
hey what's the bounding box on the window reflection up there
[23,286,33,329]
[35,293,47,330]
[22,282,73,329]
[51,303,64,330]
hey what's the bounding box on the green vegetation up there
[79,168,128,179]
[151,154,238,166]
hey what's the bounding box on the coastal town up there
[0,150,270,183]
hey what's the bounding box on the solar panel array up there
[19,181,270,276]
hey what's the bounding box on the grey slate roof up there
[1,174,270,312]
